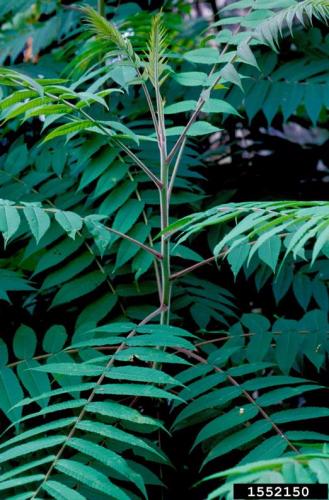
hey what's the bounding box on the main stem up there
[160,158,171,325]
[155,66,171,325]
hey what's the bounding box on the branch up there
[43,90,163,189]
[9,203,163,261]
[127,169,163,301]
[103,225,163,260]
[170,255,216,280]
[165,25,250,165]
[30,304,166,499]
[169,230,291,281]
[0,169,126,314]
[175,348,299,454]
[114,137,163,189]
[141,81,160,140]
[168,137,186,201]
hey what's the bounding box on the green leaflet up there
[77,420,164,459]
[239,435,288,464]
[258,234,281,271]
[22,205,51,244]
[227,240,250,277]
[50,271,106,308]
[164,100,198,114]
[136,323,195,337]
[33,237,84,275]
[43,325,67,353]
[0,475,45,492]
[193,405,258,449]
[309,459,329,482]
[256,385,320,407]
[13,325,36,359]
[86,401,161,427]
[76,294,117,327]
[9,399,86,428]
[0,202,20,245]
[67,438,147,497]
[237,40,259,68]
[115,223,150,269]
[0,417,75,450]
[126,334,194,349]
[293,274,312,310]
[112,199,145,235]
[0,367,24,423]
[242,375,308,391]
[84,216,113,256]
[17,359,51,409]
[201,99,239,115]
[173,71,208,87]
[177,372,226,404]
[0,436,65,464]
[41,253,94,290]
[99,179,137,216]
[55,459,130,500]
[12,385,94,410]
[275,330,302,373]
[3,97,52,121]
[54,210,83,238]
[0,456,55,483]
[34,363,181,385]
[79,147,119,191]
[202,420,272,465]
[92,160,128,199]
[25,103,72,119]
[42,481,86,500]
[43,120,94,143]
[221,63,243,90]
[92,322,137,334]
[271,406,329,424]
[165,121,221,137]
[0,90,38,111]
[172,386,242,428]
[184,48,220,64]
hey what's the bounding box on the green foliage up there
[170,201,329,272]
[0,322,193,498]
[174,363,328,462]
[0,0,329,498]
